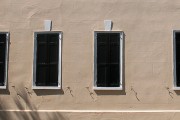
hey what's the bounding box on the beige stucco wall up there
[1,111,180,120]
[0,0,180,119]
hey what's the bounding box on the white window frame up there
[32,31,62,89]
[0,32,9,89]
[93,31,123,90]
[173,30,180,90]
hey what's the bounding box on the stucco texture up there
[0,0,180,119]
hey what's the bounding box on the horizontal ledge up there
[93,87,123,90]
[1,110,180,113]
[172,87,180,90]
[0,86,6,89]
[32,86,61,90]
[94,30,123,32]
[34,31,62,33]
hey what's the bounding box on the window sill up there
[93,87,123,90]
[32,86,61,90]
[173,87,180,90]
[0,86,6,89]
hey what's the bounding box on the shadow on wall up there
[33,89,64,96]
[174,90,180,95]
[94,90,126,95]
[0,111,68,120]
[0,84,69,120]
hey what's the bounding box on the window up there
[94,31,123,90]
[33,32,61,89]
[0,32,9,89]
[173,30,180,90]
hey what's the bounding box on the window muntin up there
[94,31,123,90]
[33,32,61,89]
[0,33,9,88]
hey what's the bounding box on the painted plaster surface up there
[0,111,180,120]
[0,0,179,119]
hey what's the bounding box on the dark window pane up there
[49,45,58,63]
[0,44,5,62]
[97,45,108,64]
[176,33,180,87]
[97,33,108,64]
[109,65,120,87]
[36,65,48,86]
[48,65,58,86]
[177,62,180,86]
[97,33,109,43]
[176,34,180,62]
[110,45,119,63]
[48,33,59,63]
[37,44,48,63]
[0,34,6,43]
[0,34,6,86]
[0,34,6,63]
[110,34,120,63]
[48,33,59,44]
[37,34,47,43]
[176,47,180,61]
[110,33,119,43]
[96,33,120,87]
[37,34,48,64]
[0,65,5,86]
[97,65,108,87]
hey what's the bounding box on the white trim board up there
[1,110,180,113]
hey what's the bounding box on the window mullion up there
[106,34,111,87]
[46,35,50,86]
